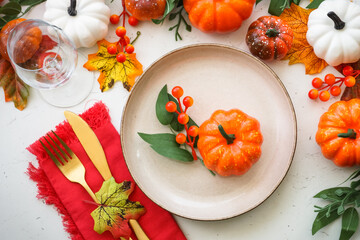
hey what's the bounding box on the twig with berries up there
[308,65,358,102]
[109,0,139,27]
[107,27,141,63]
[165,86,199,160]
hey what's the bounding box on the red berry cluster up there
[109,0,139,27]
[165,86,198,160]
[107,27,135,63]
[308,66,358,102]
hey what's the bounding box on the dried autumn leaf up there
[83,40,143,92]
[279,3,328,75]
[91,178,146,239]
[0,55,28,110]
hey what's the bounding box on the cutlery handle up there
[79,179,99,204]
[129,219,150,240]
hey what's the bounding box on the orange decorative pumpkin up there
[12,26,42,64]
[316,99,360,167]
[183,0,256,33]
[125,0,166,21]
[246,16,293,60]
[197,109,263,176]
[0,18,26,61]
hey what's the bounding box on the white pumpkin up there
[306,0,360,66]
[44,0,110,48]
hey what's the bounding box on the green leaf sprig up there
[138,84,215,175]
[257,0,322,16]
[312,168,360,240]
[152,0,191,41]
[0,0,46,30]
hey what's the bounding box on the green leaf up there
[314,187,353,201]
[256,0,263,5]
[138,132,179,147]
[91,178,146,239]
[340,208,359,240]
[0,2,22,15]
[291,0,300,5]
[151,144,194,162]
[18,0,43,5]
[312,205,341,235]
[268,0,290,16]
[152,0,179,24]
[306,0,325,9]
[156,85,173,125]
[351,179,360,189]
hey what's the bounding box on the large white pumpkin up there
[44,0,110,48]
[306,0,360,66]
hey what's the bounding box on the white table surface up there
[1,1,359,239]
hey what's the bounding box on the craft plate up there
[121,44,297,220]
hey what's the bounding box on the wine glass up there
[7,19,93,107]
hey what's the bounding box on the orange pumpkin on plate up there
[197,109,263,176]
[316,99,360,167]
[183,0,256,33]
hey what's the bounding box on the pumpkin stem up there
[265,29,279,38]
[327,11,345,30]
[218,125,236,145]
[68,0,77,16]
[338,129,357,139]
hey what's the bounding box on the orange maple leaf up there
[279,3,328,75]
[83,40,143,92]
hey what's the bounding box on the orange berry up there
[116,52,126,63]
[342,66,354,76]
[110,14,120,24]
[176,133,186,144]
[188,126,199,137]
[330,86,341,96]
[324,74,336,85]
[116,26,126,38]
[178,113,189,125]
[183,96,193,108]
[165,101,177,112]
[128,16,139,26]
[107,44,117,55]
[312,77,323,89]
[125,44,135,54]
[172,86,183,98]
[308,89,318,100]
[319,90,330,102]
[344,76,356,87]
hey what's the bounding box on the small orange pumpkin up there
[0,18,26,61]
[12,26,42,64]
[183,0,256,33]
[197,109,263,176]
[125,0,166,21]
[316,99,360,167]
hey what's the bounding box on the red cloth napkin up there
[27,102,187,240]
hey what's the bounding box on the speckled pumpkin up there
[197,109,263,176]
[246,16,293,60]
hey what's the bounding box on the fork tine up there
[39,139,62,166]
[47,133,71,162]
[51,130,74,157]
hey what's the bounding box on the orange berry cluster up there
[109,0,139,27]
[308,65,358,102]
[107,27,135,63]
[165,86,198,160]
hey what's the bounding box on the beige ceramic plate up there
[121,44,297,221]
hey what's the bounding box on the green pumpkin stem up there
[218,125,236,145]
[68,0,77,16]
[327,11,345,30]
[265,29,279,38]
[338,129,357,139]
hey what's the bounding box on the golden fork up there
[39,131,99,204]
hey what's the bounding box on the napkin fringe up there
[27,163,85,240]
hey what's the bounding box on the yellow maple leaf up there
[83,40,143,92]
[279,3,328,75]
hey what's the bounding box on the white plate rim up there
[120,43,298,221]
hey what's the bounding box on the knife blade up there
[64,111,112,180]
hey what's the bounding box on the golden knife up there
[64,111,149,240]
